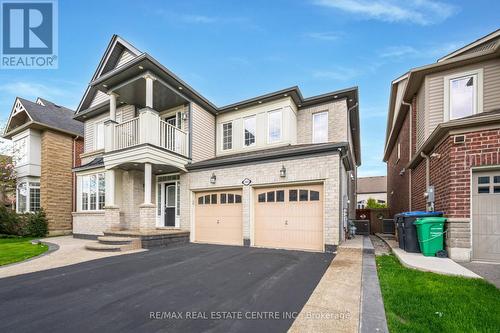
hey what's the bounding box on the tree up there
[0,120,16,207]
[366,198,387,209]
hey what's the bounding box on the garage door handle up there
[285,220,288,225]
[217,219,220,224]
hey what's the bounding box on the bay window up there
[79,173,105,211]
[16,181,40,213]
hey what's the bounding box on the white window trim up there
[77,171,106,212]
[243,115,257,148]
[155,173,181,228]
[221,121,233,151]
[16,180,40,213]
[312,111,329,144]
[267,109,283,144]
[443,68,483,122]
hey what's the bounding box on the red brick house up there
[384,29,500,263]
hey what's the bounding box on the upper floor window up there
[13,136,28,165]
[312,111,328,143]
[95,121,105,150]
[244,116,256,147]
[445,69,482,121]
[268,110,282,143]
[222,122,233,150]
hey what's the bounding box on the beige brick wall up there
[72,211,107,235]
[183,154,342,246]
[297,100,348,145]
[40,130,74,234]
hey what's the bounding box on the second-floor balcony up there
[113,113,188,156]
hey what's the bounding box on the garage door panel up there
[254,184,323,252]
[195,190,243,246]
[472,171,500,262]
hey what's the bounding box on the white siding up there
[191,103,215,162]
[416,86,426,149]
[115,50,135,68]
[89,91,109,108]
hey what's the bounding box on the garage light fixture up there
[280,165,286,178]
[210,173,217,184]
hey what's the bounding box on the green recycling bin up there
[414,217,447,257]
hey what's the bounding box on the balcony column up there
[139,162,156,231]
[105,92,118,152]
[144,74,155,108]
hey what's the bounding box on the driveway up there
[0,243,333,333]
[460,262,500,288]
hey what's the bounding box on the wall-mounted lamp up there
[182,112,188,121]
[280,165,286,178]
[210,173,216,184]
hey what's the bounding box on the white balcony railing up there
[112,115,188,157]
[115,117,140,150]
[159,119,188,156]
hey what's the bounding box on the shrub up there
[0,206,48,237]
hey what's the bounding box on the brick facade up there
[386,112,410,217]
[40,130,74,235]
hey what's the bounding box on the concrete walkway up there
[376,233,480,279]
[0,236,145,279]
[290,236,388,333]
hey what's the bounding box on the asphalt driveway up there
[0,243,333,333]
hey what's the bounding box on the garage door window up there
[198,193,242,204]
[310,190,320,201]
[276,190,285,202]
[289,190,297,202]
[258,189,320,203]
[267,191,275,202]
[211,194,217,204]
[299,189,308,201]
[258,193,265,202]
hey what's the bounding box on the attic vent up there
[454,135,466,144]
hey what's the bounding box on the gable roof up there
[383,29,500,161]
[357,176,387,194]
[3,97,83,139]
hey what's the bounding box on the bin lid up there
[398,211,444,217]
[414,217,447,224]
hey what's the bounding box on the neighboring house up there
[3,97,84,235]
[384,29,500,263]
[356,176,387,209]
[72,35,361,252]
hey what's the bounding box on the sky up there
[0,0,499,176]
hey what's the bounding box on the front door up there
[163,184,176,227]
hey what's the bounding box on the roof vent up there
[454,135,466,144]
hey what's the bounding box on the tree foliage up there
[366,197,388,209]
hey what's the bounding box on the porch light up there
[182,112,187,121]
[280,165,286,178]
[210,173,216,184]
[178,86,183,90]
[138,65,144,69]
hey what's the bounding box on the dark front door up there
[164,184,176,227]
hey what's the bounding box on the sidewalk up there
[289,236,388,333]
[376,233,480,278]
[0,236,145,279]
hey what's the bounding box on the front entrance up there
[472,170,500,262]
[158,180,179,228]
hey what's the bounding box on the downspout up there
[402,100,412,210]
[420,152,430,191]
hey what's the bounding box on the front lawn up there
[376,254,500,333]
[0,237,48,266]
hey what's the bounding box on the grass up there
[0,237,48,266]
[376,254,500,333]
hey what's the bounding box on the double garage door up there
[194,184,323,252]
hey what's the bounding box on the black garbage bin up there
[394,211,444,253]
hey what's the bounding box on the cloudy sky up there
[0,0,498,176]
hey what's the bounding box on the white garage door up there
[254,184,323,252]
[472,171,500,262]
[195,189,243,246]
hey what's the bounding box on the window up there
[310,190,320,201]
[276,190,285,202]
[478,176,490,184]
[235,195,242,203]
[258,193,265,203]
[289,189,298,202]
[299,189,308,201]
[268,110,282,143]
[266,191,275,202]
[95,121,105,150]
[211,194,217,204]
[478,186,490,194]
[79,173,105,211]
[244,116,256,147]
[222,122,233,150]
[228,194,235,204]
[204,195,211,204]
[397,142,401,162]
[313,112,328,143]
[198,196,203,205]
[221,193,227,204]
[445,70,482,121]
[16,181,40,213]
[13,136,28,165]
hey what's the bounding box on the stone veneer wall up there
[182,153,342,247]
[40,130,74,235]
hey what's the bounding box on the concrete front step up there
[85,236,142,252]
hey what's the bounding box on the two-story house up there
[384,29,500,263]
[73,35,360,253]
[3,97,84,235]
